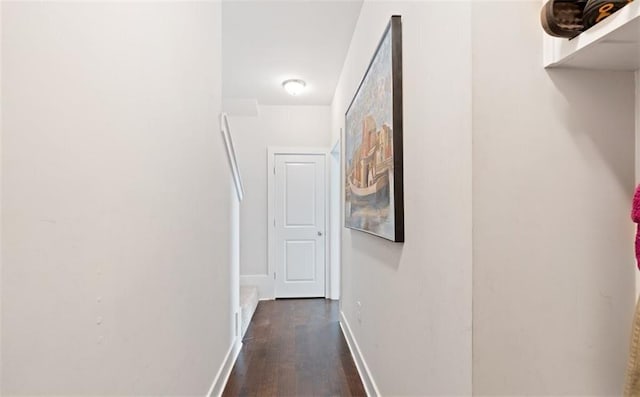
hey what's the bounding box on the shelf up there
[544,1,640,70]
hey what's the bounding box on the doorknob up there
[317,231,323,236]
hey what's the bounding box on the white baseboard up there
[206,337,242,397]
[241,274,337,300]
[339,311,380,397]
[240,274,274,300]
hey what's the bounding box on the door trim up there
[329,138,341,300]
[267,147,330,299]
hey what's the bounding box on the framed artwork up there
[344,15,403,242]
[220,112,245,201]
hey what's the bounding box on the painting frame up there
[344,15,403,242]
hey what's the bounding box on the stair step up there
[240,286,259,337]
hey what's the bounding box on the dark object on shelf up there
[583,0,633,29]
[541,0,587,38]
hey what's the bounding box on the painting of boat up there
[347,116,392,208]
[348,171,389,205]
[344,16,403,242]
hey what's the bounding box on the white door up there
[274,154,326,298]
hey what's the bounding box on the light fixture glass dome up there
[282,79,306,96]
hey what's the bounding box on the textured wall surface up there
[331,2,473,394]
[2,3,232,395]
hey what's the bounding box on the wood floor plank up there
[222,299,366,397]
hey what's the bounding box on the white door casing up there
[273,153,326,298]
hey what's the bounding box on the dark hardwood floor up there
[222,299,366,397]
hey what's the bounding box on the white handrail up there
[220,112,245,201]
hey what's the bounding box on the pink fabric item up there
[633,185,640,269]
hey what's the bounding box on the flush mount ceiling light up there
[282,79,306,96]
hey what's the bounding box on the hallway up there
[223,299,365,397]
[2,1,639,395]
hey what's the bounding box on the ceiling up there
[222,0,363,106]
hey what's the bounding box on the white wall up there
[230,191,241,343]
[229,106,332,299]
[472,2,636,395]
[329,141,341,300]
[637,70,640,296]
[331,2,473,395]
[0,2,3,391]
[2,3,234,395]
[334,1,636,395]
[636,71,640,187]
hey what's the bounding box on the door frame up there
[267,146,330,299]
[329,138,341,300]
